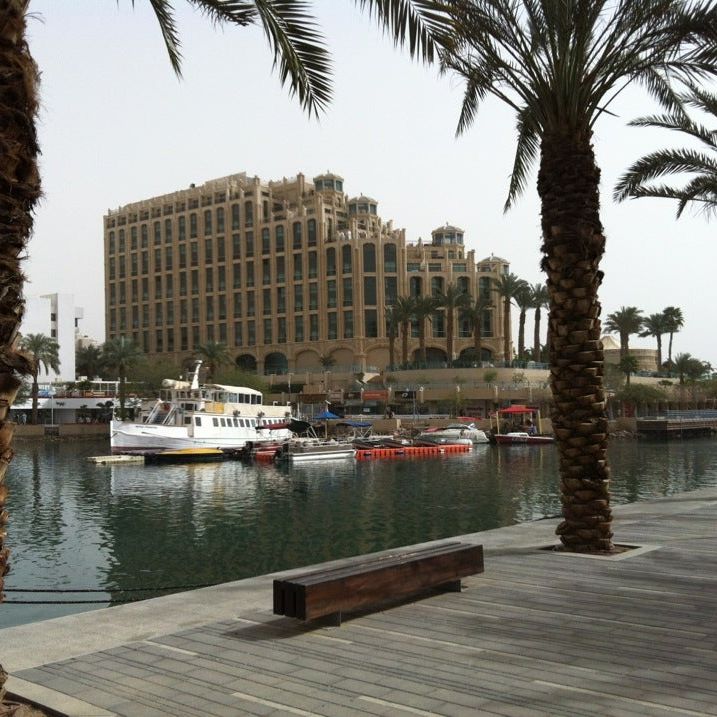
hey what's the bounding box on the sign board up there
[362,390,388,401]
[396,390,416,400]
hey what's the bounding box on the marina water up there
[2,437,716,629]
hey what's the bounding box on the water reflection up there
[2,437,717,629]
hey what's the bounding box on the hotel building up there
[104,171,510,375]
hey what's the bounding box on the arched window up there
[275,225,285,252]
[431,277,444,296]
[244,200,254,227]
[458,276,470,293]
[216,207,225,233]
[363,243,376,273]
[231,204,240,230]
[178,216,186,241]
[342,245,352,273]
[383,243,397,272]
[292,222,302,249]
[307,219,317,246]
[409,276,422,297]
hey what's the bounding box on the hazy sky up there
[26,1,715,364]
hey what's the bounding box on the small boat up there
[415,423,489,446]
[144,447,230,464]
[276,438,356,463]
[493,431,554,445]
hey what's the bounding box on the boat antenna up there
[191,360,202,391]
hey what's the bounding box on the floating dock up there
[87,454,145,465]
[636,411,717,440]
[355,443,471,460]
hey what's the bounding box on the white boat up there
[110,362,293,454]
[415,423,489,446]
[276,438,356,463]
[493,431,554,445]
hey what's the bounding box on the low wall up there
[13,424,110,439]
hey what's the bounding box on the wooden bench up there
[273,541,484,625]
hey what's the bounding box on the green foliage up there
[128,358,183,396]
[213,367,268,393]
[483,369,498,384]
[614,384,669,404]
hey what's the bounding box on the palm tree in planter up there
[437,282,471,367]
[663,306,685,374]
[640,313,670,372]
[494,273,528,364]
[460,294,493,365]
[19,334,60,424]
[604,307,644,361]
[102,338,143,421]
[393,295,417,368]
[530,283,549,364]
[442,0,715,552]
[615,84,717,219]
[196,341,231,382]
[412,295,441,366]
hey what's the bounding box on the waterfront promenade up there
[2,486,716,717]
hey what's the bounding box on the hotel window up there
[206,296,214,321]
[153,248,161,272]
[247,291,255,317]
[131,280,138,302]
[309,282,318,310]
[364,309,378,338]
[109,284,116,305]
[232,234,241,260]
[178,244,186,268]
[262,228,270,254]
[217,265,226,292]
[204,238,213,263]
[190,213,197,238]
[247,320,255,344]
[231,204,240,230]
[109,258,115,280]
[118,283,126,305]
[118,229,125,253]
[384,243,397,272]
[307,219,317,247]
[263,288,272,315]
[326,247,336,276]
[407,262,421,272]
[164,219,172,243]
[142,278,149,301]
[293,254,303,281]
[155,303,163,326]
[118,256,126,279]
[294,284,303,311]
[190,242,198,266]
[233,292,242,316]
[453,263,467,272]
[165,274,173,298]
[232,262,241,289]
[429,263,442,272]
[410,276,422,296]
[166,301,174,324]
[205,267,214,292]
[217,237,225,262]
[294,316,304,342]
[479,277,492,296]
[153,222,161,245]
[191,270,199,295]
[244,201,253,227]
[275,225,285,252]
[458,276,470,293]
[154,276,162,299]
[432,311,445,338]
[109,308,117,332]
[431,277,444,296]
[328,312,337,340]
[178,216,186,241]
[276,256,285,282]
[363,244,376,273]
[216,207,225,234]
[292,222,302,249]
[246,260,254,287]
[180,326,188,350]
[262,259,271,285]
[277,286,286,313]
[204,209,212,234]
[180,299,187,323]
[327,280,337,308]
[165,246,173,271]
[108,231,115,254]
[155,330,163,352]
[342,245,352,273]
[342,277,352,306]
[263,319,272,344]
[482,310,492,337]
[130,253,138,276]
[167,328,175,352]
[363,276,377,305]
[385,277,398,304]
[218,295,226,320]
[234,321,242,346]
[263,200,269,221]
[142,304,149,327]
[192,325,200,346]
[278,317,286,343]
[245,231,254,257]
[192,298,199,322]
[308,251,317,278]
[130,226,137,250]
[309,314,318,341]
[141,224,148,247]
[218,323,227,343]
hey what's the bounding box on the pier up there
[2,486,717,716]
[636,409,717,439]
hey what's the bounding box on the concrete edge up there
[6,677,117,717]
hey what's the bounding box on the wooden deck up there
[3,486,717,716]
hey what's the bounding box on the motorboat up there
[415,423,489,446]
[493,431,554,445]
[110,361,293,454]
[276,438,356,463]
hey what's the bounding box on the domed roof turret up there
[313,171,344,193]
[431,223,465,246]
[348,195,378,216]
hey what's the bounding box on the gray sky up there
[26,1,715,364]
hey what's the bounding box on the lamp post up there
[49,386,55,426]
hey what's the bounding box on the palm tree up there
[494,274,528,364]
[604,307,644,361]
[663,306,685,373]
[619,355,640,386]
[196,341,231,382]
[615,84,717,219]
[672,352,710,385]
[76,344,105,380]
[640,313,670,372]
[385,305,399,370]
[412,295,440,366]
[530,283,549,364]
[393,295,417,367]
[437,282,471,367]
[514,284,533,362]
[441,0,714,552]
[19,334,60,424]
[102,337,143,421]
[460,295,493,364]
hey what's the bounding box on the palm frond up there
[145,0,185,77]
[504,106,540,211]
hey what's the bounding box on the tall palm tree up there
[615,84,717,219]
[530,283,549,364]
[19,334,60,424]
[460,294,493,364]
[385,305,399,370]
[412,295,440,365]
[393,295,417,367]
[604,307,644,360]
[514,283,533,362]
[663,306,685,373]
[102,337,143,421]
[640,313,670,371]
[196,341,231,382]
[442,0,715,552]
[437,282,471,367]
[494,273,528,364]
[76,344,105,380]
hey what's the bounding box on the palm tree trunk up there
[539,131,613,553]
[419,322,427,364]
[533,307,542,363]
[446,309,454,367]
[401,321,409,367]
[667,332,674,374]
[473,321,482,360]
[118,374,126,420]
[388,335,395,370]
[503,299,511,362]
[656,335,663,372]
[0,2,41,698]
[518,309,526,361]
[31,373,38,424]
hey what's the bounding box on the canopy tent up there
[336,420,372,428]
[491,405,543,434]
[314,410,340,420]
[497,405,539,415]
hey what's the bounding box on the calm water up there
[2,437,716,629]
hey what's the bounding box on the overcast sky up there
[25,1,715,365]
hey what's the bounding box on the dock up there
[2,486,717,716]
[86,454,145,465]
[636,410,717,439]
[356,443,472,460]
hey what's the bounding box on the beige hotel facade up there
[104,171,510,375]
